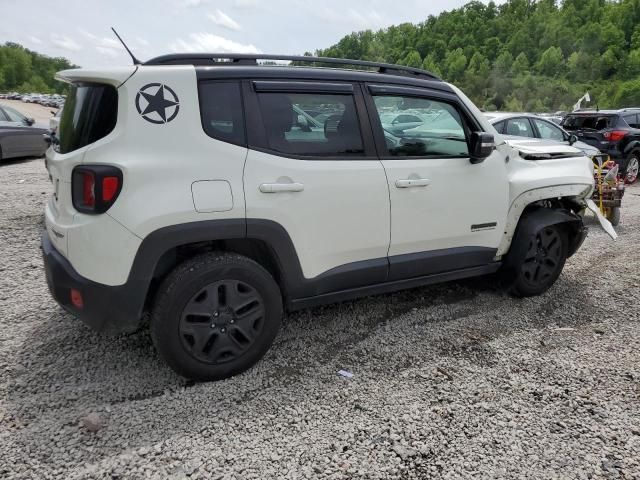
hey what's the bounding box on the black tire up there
[151,252,282,381]
[509,224,568,297]
[606,207,621,227]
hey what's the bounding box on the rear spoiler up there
[55,66,138,87]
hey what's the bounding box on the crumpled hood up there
[503,136,585,158]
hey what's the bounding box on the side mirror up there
[569,134,578,145]
[25,117,35,126]
[470,132,495,164]
[51,110,56,116]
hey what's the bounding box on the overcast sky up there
[0,0,501,67]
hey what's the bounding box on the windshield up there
[563,114,615,131]
[58,83,117,154]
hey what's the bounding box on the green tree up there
[422,54,442,77]
[537,46,564,76]
[511,52,529,75]
[401,50,422,68]
[443,48,467,82]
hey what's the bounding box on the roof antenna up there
[111,27,141,65]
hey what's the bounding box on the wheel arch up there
[496,184,591,258]
[129,219,304,318]
[499,206,586,286]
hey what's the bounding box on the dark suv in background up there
[562,108,640,184]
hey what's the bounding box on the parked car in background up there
[0,104,48,161]
[486,112,600,157]
[379,112,424,134]
[561,108,640,184]
[49,108,62,135]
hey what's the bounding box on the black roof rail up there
[143,53,441,81]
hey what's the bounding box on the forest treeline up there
[4,1,640,109]
[312,0,640,111]
[0,42,75,94]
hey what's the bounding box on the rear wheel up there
[625,154,639,184]
[151,252,282,381]
[509,224,568,297]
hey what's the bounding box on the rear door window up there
[58,83,118,154]
[623,113,639,129]
[198,81,246,146]
[504,118,535,137]
[563,114,616,131]
[256,92,364,157]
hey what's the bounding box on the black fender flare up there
[500,208,586,282]
[622,141,640,157]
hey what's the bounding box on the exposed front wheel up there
[508,225,568,297]
[151,253,282,381]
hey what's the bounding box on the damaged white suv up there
[43,54,598,381]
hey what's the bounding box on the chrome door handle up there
[395,178,431,188]
[259,182,304,193]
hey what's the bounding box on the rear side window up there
[493,120,505,134]
[563,114,615,131]
[623,113,639,129]
[532,118,565,141]
[58,83,117,154]
[504,118,535,137]
[256,92,364,157]
[199,81,246,146]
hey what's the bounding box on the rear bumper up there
[41,231,144,334]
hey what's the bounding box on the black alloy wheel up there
[179,280,265,364]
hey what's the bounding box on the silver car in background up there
[0,104,48,161]
[485,112,600,157]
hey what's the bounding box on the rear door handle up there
[395,178,431,188]
[259,182,305,193]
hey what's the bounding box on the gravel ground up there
[1,157,639,479]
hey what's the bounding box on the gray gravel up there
[1,157,640,479]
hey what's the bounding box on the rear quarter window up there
[198,81,246,146]
[58,83,117,154]
[563,114,615,131]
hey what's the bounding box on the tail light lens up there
[603,130,628,142]
[72,165,122,214]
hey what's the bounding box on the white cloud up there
[233,0,259,8]
[208,9,242,31]
[169,33,260,54]
[180,0,209,7]
[96,46,120,58]
[51,34,82,52]
[29,36,43,45]
[136,37,150,47]
[315,8,386,29]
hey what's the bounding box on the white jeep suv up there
[43,54,594,381]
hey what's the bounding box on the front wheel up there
[508,225,568,297]
[151,252,282,381]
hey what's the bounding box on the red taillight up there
[82,171,95,207]
[102,176,119,202]
[72,166,122,214]
[604,130,627,142]
[70,288,84,309]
